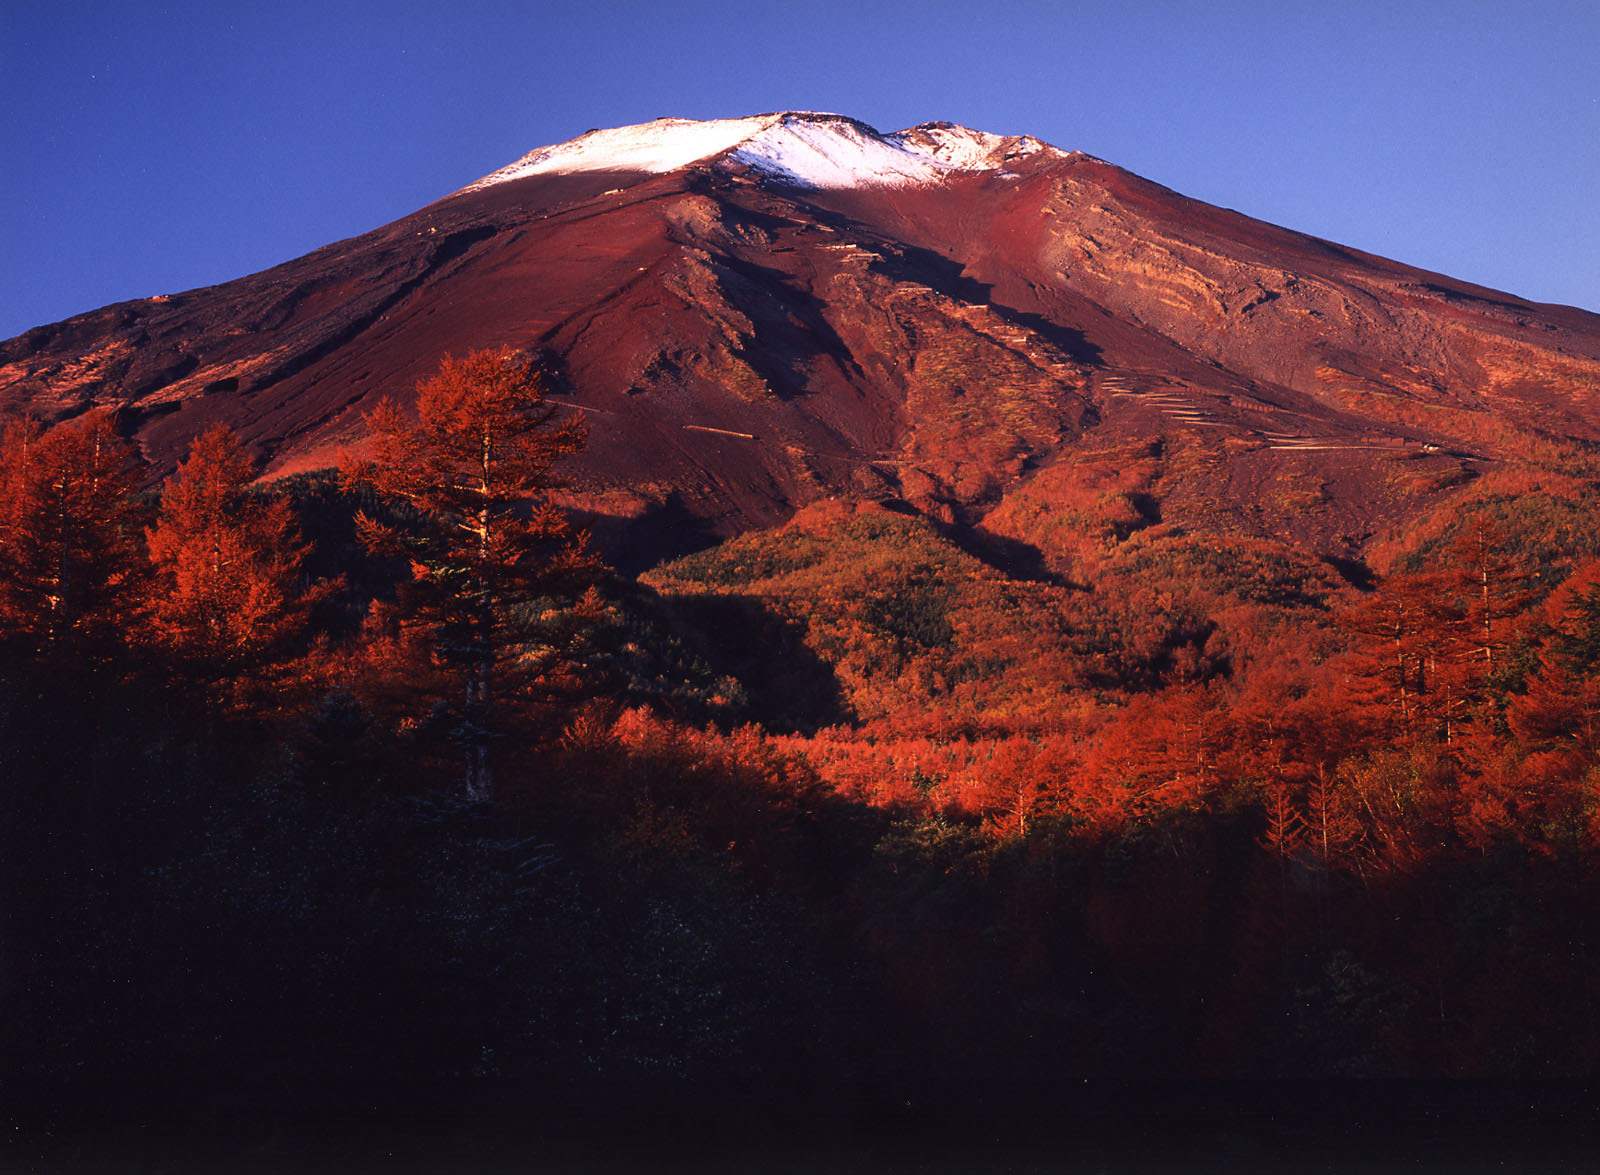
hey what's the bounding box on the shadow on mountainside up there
[936,521,1065,587]
[666,592,852,734]
[711,252,869,399]
[595,494,728,579]
[867,241,1105,367]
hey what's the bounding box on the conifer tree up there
[145,424,320,701]
[0,410,143,663]
[1340,571,1462,739]
[343,348,597,799]
[1447,518,1535,684]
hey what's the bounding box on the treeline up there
[1,410,322,705]
[1,352,604,785]
[0,354,658,1131]
[643,485,1600,1078]
[5,354,1600,1159]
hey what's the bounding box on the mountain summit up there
[4,112,1600,567]
[458,113,1058,194]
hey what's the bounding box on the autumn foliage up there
[0,409,142,661]
[341,347,600,798]
[145,424,325,702]
[6,362,1600,1139]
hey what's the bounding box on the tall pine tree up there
[343,348,597,799]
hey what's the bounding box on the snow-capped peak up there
[463,115,783,191]
[458,113,1060,195]
[889,122,1053,170]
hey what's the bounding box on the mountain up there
[13,114,1600,1108]
[4,111,1599,567]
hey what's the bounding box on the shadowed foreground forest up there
[5,354,1599,1165]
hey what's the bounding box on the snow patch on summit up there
[891,123,1051,171]
[889,123,1006,169]
[729,116,954,188]
[458,113,1058,195]
[459,116,779,191]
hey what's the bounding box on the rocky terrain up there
[4,111,1599,566]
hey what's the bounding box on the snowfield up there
[458,112,1057,194]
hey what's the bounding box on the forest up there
[5,349,1599,1163]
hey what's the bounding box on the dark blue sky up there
[3,1,1597,340]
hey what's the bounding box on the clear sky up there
[2,1,1597,341]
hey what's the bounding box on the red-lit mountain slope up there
[4,113,1598,565]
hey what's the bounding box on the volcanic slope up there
[4,111,1599,566]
